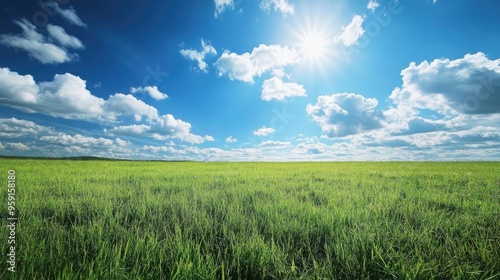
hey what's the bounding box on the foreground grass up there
[0,160,499,279]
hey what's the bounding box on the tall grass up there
[1,160,499,279]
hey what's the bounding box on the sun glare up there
[300,32,328,60]
[286,10,339,75]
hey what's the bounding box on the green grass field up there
[1,160,499,279]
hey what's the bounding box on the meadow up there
[0,159,499,279]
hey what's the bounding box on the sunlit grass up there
[1,160,499,279]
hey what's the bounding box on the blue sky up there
[0,0,499,160]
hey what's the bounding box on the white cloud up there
[225,136,237,143]
[0,118,52,138]
[367,0,380,12]
[143,145,177,153]
[115,138,129,147]
[5,143,30,151]
[140,145,265,161]
[214,0,234,18]
[180,39,217,73]
[130,86,168,100]
[0,19,77,64]
[253,126,276,136]
[36,132,136,158]
[307,93,384,137]
[214,52,255,83]
[390,52,500,115]
[392,117,449,136]
[259,140,291,147]
[452,126,500,143]
[334,15,365,47]
[259,0,295,17]
[104,93,159,121]
[153,114,200,142]
[215,44,298,83]
[37,73,106,118]
[42,2,87,27]
[40,133,114,147]
[3,116,499,161]
[152,114,212,144]
[252,45,298,76]
[386,126,500,149]
[46,24,84,49]
[0,67,162,122]
[261,76,306,101]
[105,124,151,136]
[292,142,329,155]
[0,67,39,105]
[107,114,212,144]
[0,67,210,145]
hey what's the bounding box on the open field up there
[1,160,499,279]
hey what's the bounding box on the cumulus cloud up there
[0,67,39,105]
[389,126,500,149]
[451,126,500,144]
[46,24,84,49]
[130,86,168,100]
[214,52,254,83]
[214,44,298,83]
[296,53,500,157]
[106,114,213,144]
[259,0,295,17]
[152,114,205,143]
[393,117,449,136]
[334,15,365,47]
[390,52,500,115]
[0,67,159,122]
[0,68,103,118]
[367,0,380,12]
[292,142,329,155]
[0,67,211,145]
[0,19,77,64]
[103,93,159,121]
[40,133,114,147]
[37,73,106,118]
[214,0,234,18]
[105,124,150,136]
[35,131,134,158]
[259,140,291,147]
[215,0,294,19]
[180,39,217,73]
[140,145,265,161]
[5,143,30,151]
[307,93,384,137]
[225,136,237,143]
[253,126,276,136]
[0,118,107,156]
[115,138,129,147]
[0,118,52,138]
[143,145,177,153]
[41,2,87,27]
[152,115,215,144]
[261,76,306,101]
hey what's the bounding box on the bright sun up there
[300,32,328,60]
[286,10,340,74]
